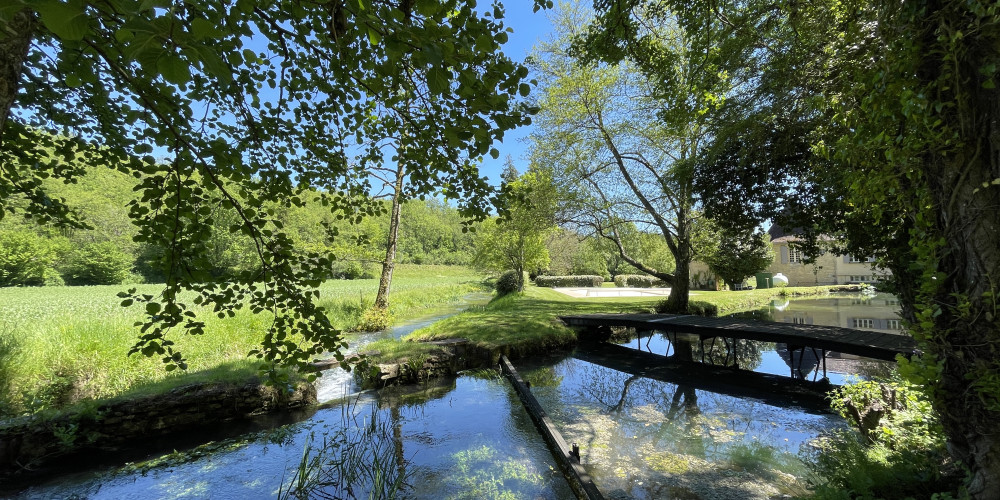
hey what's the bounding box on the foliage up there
[694,221,774,289]
[535,274,604,287]
[584,0,1000,491]
[806,379,960,499]
[613,274,664,288]
[0,229,63,286]
[494,270,525,296]
[1,0,537,382]
[62,241,135,285]
[530,1,703,313]
[473,165,558,279]
[356,306,394,333]
[657,299,717,317]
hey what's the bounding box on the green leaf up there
[190,17,218,40]
[367,27,382,45]
[37,0,91,41]
[427,66,450,94]
[146,302,161,315]
[65,73,83,88]
[157,54,191,85]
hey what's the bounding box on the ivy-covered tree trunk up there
[912,73,1000,500]
[0,9,35,140]
[873,3,1000,497]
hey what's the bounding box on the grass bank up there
[0,265,484,417]
[362,284,847,365]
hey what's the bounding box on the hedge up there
[534,275,604,287]
[613,274,666,288]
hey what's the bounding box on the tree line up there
[0,162,482,287]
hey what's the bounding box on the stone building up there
[689,225,890,289]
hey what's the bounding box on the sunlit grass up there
[365,284,844,364]
[0,265,483,416]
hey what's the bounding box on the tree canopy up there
[583,0,1000,496]
[0,0,541,381]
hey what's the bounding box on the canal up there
[10,293,903,499]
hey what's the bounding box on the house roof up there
[767,223,834,243]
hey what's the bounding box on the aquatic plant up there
[277,402,409,499]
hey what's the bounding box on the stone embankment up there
[0,379,315,479]
[348,337,576,388]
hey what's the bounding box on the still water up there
[10,293,903,499]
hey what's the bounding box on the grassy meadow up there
[0,264,485,417]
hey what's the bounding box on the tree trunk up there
[374,165,405,310]
[898,5,1000,495]
[0,8,36,139]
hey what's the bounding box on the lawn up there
[363,284,843,364]
[0,264,485,417]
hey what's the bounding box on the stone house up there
[689,225,890,289]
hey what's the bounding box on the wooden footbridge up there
[560,313,918,362]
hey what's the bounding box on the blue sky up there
[475,3,555,185]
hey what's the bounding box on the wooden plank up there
[500,356,605,500]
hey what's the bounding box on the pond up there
[9,293,902,499]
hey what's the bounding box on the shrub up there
[806,380,959,499]
[495,270,524,296]
[655,299,718,316]
[613,274,665,288]
[63,241,134,285]
[0,230,62,287]
[356,306,393,332]
[534,275,603,287]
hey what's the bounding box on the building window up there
[849,275,872,283]
[852,318,875,328]
[788,246,804,264]
[849,254,877,263]
[791,316,808,325]
[886,319,903,330]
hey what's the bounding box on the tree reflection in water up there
[555,358,827,499]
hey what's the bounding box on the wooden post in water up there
[499,356,605,500]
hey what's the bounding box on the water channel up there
[9,293,904,499]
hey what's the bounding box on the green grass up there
[0,265,484,417]
[363,284,846,365]
[364,285,663,363]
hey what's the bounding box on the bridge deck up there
[560,313,917,362]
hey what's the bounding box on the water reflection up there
[13,375,575,500]
[522,357,836,499]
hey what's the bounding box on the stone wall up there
[0,379,315,477]
[357,338,576,388]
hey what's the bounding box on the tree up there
[472,163,557,288]
[0,229,62,286]
[586,0,1000,495]
[0,1,539,381]
[530,1,719,312]
[696,224,773,290]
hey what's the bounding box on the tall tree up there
[531,1,720,312]
[587,0,1000,495]
[0,1,538,381]
[473,162,558,286]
